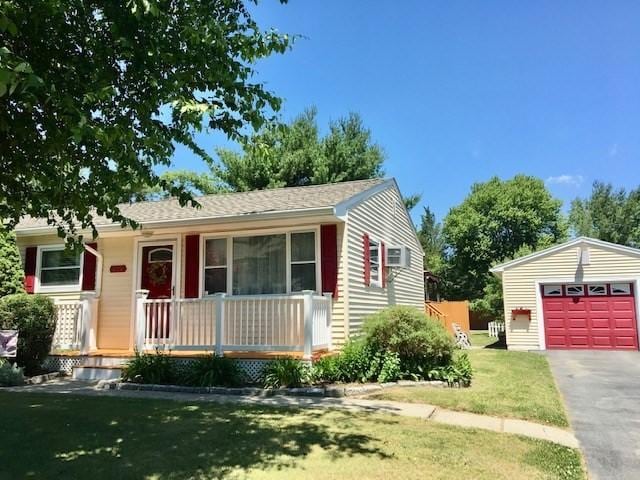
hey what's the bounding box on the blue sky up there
[172,1,640,222]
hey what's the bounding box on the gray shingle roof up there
[16,178,387,231]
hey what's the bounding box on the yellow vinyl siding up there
[502,244,640,350]
[97,236,134,349]
[346,186,425,335]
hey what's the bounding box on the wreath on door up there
[147,262,169,286]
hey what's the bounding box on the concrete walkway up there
[5,379,579,449]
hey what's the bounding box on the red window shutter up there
[381,241,386,288]
[363,233,370,286]
[81,243,98,291]
[24,247,37,294]
[184,234,200,298]
[320,224,339,299]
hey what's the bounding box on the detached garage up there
[491,237,640,351]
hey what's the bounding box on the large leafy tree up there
[214,108,385,190]
[417,206,445,273]
[569,181,640,247]
[0,228,24,297]
[0,0,292,239]
[442,175,566,303]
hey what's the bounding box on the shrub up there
[262,357,309,388]
[428,352,473,386]
[0,359,24,386]
[310,354,341,384]
[182,355,246,387]
[377,351,401,383]
[121,350,178,385]
[334,339,376,383]
[362,306,454,375]
[0,294,56,375]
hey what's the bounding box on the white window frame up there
[543,285,562,297]
[368,236,382,288]
[147,247,173,264]
[587,284,607,296]
[566,284,585,296]
[611,283,632,295]
[289,231,318,293]
[203,238,229,296]
[200,226,321,297]
[35,245,84,293]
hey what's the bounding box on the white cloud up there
[545,174,584,187]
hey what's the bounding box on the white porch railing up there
[135,290,332,359]
[488,321,505,338]
[52,294,99,353]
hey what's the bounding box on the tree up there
[417,206,444,272]
[0,228,24,297]
[214,108,385,190]
[134,170,223,201]
[0,0,292,240]
[442,175,566,303]
[569,181,640,247]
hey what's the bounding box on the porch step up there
[83,355,129,368]
[72,365,122,381]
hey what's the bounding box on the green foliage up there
[310,354,342,384]
[121,350,178,385]
[261,357,309,388]
[0,1,293,240]
[0,358,25,386]
[0,228,24,296]
[442,175,566,302]
[376,351,402,383]
[0,294,56,374]
[134,170,225,202]
[569,181,640,247]
[417,206,445,274]
[333,339,376,383]
[363,306,454,373]
[214,108,385,192]
[428,352,473,386]
[181,355,245,387]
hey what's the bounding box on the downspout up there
[83,243,103,297]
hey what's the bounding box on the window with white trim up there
[369,238,381,286]
[587,284,606,296]
[39,247,82,288]
[566,285,585,296]
[543,285,562,296]
[290,232,316,292]
[148,248,172,263]
[611,283,631,295]
[204,238,227,295]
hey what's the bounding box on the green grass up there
[0,391,584,479]
[369,334,569,428]
[469,330,504,348]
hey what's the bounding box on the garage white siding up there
[500,241,640,350]
[345,185,425,335]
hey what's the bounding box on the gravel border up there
[25,372,61,385]
[96,378,465,397]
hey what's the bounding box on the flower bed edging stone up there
[26,371,60,385]
[96,379,453,397]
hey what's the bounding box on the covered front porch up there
[51,290,333,360]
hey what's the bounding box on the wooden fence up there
[425,300,470,333]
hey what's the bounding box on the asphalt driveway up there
[547,350,640,480]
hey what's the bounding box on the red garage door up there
[542,283,638,350]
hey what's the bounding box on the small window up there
[588,284,607,296]
[543,285,562,296]
[369,238,381,286]
[39,247,82,288]
[148,248,172,263]
[566,285,585,296]
[290,232,316,292]
[611,283,632,295]
[204,238,227,294]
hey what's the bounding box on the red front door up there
[141,245,174,299]
[542,283,638,350]
[141,245,174,339]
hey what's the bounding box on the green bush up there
[310,354,341,384]
[181,355,246,387]
[334,339,376,383]
[428,352,473,386]
[0,294,56,375]
[363,306,454,374]
[377,351,401,383]
[262,357,309,388]
[121,350,178,385]
[0,359,25,386]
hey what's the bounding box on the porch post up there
[135,289,149,351]
[79,292,98,354]
[214,293,225,356]
[303,290,314,360]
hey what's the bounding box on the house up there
[14,178,425,379]
[491,237,640,351]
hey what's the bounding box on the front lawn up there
[0,392,583,479]
[368,336,569,427]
